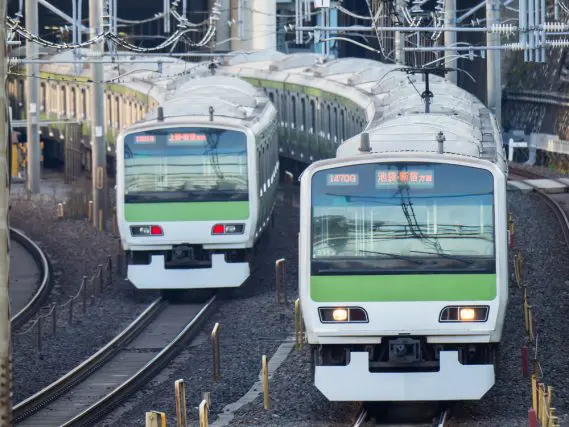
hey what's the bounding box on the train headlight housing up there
[130,225,163,236]
[211,223,245,235]
[439,305,489,323]
[318,307,369,323]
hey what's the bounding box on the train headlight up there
[318,307,369,323]
[439,306,489,323]
[332,308,348,321]
[130,225,163,236]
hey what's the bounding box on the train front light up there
[332,308,348,321]
[130,225,163,236]
[318,307,369,323]
[439,305,489,322]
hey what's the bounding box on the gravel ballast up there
[10,187,158,404]
[98,189,567,427]
[16,180,568,425]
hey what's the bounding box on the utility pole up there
[444,0,457,84]
[25,0,40,193]
[486,0,501,125]
[0,0,13,423]
[89,0,106,230]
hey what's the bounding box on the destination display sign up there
[134,134,156,144]
[327,173,359,186]
[376,167,434,188]
[168,132,207,143]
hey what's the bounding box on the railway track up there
[508,166,569,248]
[13,294,217,426]
[351,405,450,427]
[10,227,53,330]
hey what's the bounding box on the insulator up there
[542,22,569,31]
[547,38,569,48]
[491,24,518,34]
[503,42,526,51]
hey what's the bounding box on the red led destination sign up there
[376,168,434,188]
[168,132,207,143]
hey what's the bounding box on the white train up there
[14,51,509,403]
[116,75,278,290]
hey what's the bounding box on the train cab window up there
[310,100,316,134]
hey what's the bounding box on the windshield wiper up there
[409,250,474,265]
[358,250,424,265]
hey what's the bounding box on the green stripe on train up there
[310,274,497,302]
[125,202,249,222]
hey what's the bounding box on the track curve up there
[13,294,217,426]
[10,227,53,330]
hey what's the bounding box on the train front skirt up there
[128,254,250,289]
[315,350,494,401]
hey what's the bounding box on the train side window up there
[60,86,67,116]
[115,97,121,129]
[310,99,315,134]
[81,89,87,118]
[281,94,287,127]
[340,109,345,140]
[71,88,77,117]
[301,98,306,131]
[333,106,338,143]
[106,94,112,127]
[327,105,333,140]
[291,96,297,129]
[258,149,262,196]
[40,83,46,112]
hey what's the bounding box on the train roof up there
[34,49,503,166]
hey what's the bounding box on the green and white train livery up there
[116,76,278,290]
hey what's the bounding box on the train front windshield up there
[310,162,496,274]
[124,127,248,203]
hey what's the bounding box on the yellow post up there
[174,379,187,427]
[145,411,167,427]
[539,383,546,425]
[199,399,209,427]
[262,354,269,410]
[528,306,534,343]
[98,209,103,231]
[212,323,220,381]
[531,375,538,412]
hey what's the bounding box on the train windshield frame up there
[123,127,249,203]
[310,162,496,275]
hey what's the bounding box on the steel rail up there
[508,166,569,248]
[12,297,166,423]
[62,295,217,427]
[10,227,53,329]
